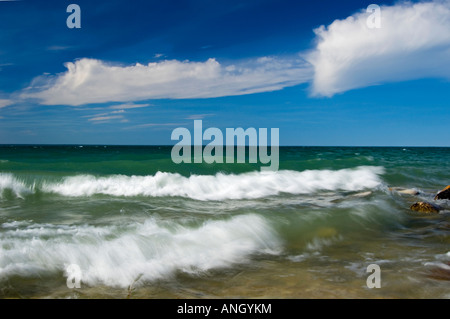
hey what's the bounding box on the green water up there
[0,146,449,298]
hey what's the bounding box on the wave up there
[0,173,33,199]
[41,166,384,201]
[0,214,281,288]
[0,166,384,201]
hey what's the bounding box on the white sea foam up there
[42,166,384,201]
[0,173,32,198]
[0,214,281,288]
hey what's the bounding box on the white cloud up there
[307,0,450,96]
[21,57,311,106]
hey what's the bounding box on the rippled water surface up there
[1,146,449,298]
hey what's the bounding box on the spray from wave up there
[0,173,33,199]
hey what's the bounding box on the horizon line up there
[0,144,449,148]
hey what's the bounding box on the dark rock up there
[410,201,440,214]
[434,185,450,200]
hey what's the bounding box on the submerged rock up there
[316,227,338,238]
[434,185,450,200]
[410,201,440,214]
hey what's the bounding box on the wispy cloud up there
[21,56,312,106]
[47,45,73,51]
[185,114,214,120]
[307,0,450,96]
[123,123,185,130]
[87,115,126,123]
[82,112,109,118]
[0,99,13,108]
[0,63,13,71]
[109,103,151,110]
[84,108,131,124]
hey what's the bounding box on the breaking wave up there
[41,166,384,201]
[0,214,280,287]
[0,173,33,199]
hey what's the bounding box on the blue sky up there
[0,0,449,146]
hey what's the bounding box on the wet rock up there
[427,262,450,281]
[434,185,450,200]
[410,201,440,214]
[388,187,420,195]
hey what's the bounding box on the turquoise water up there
[0,146,449,298]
